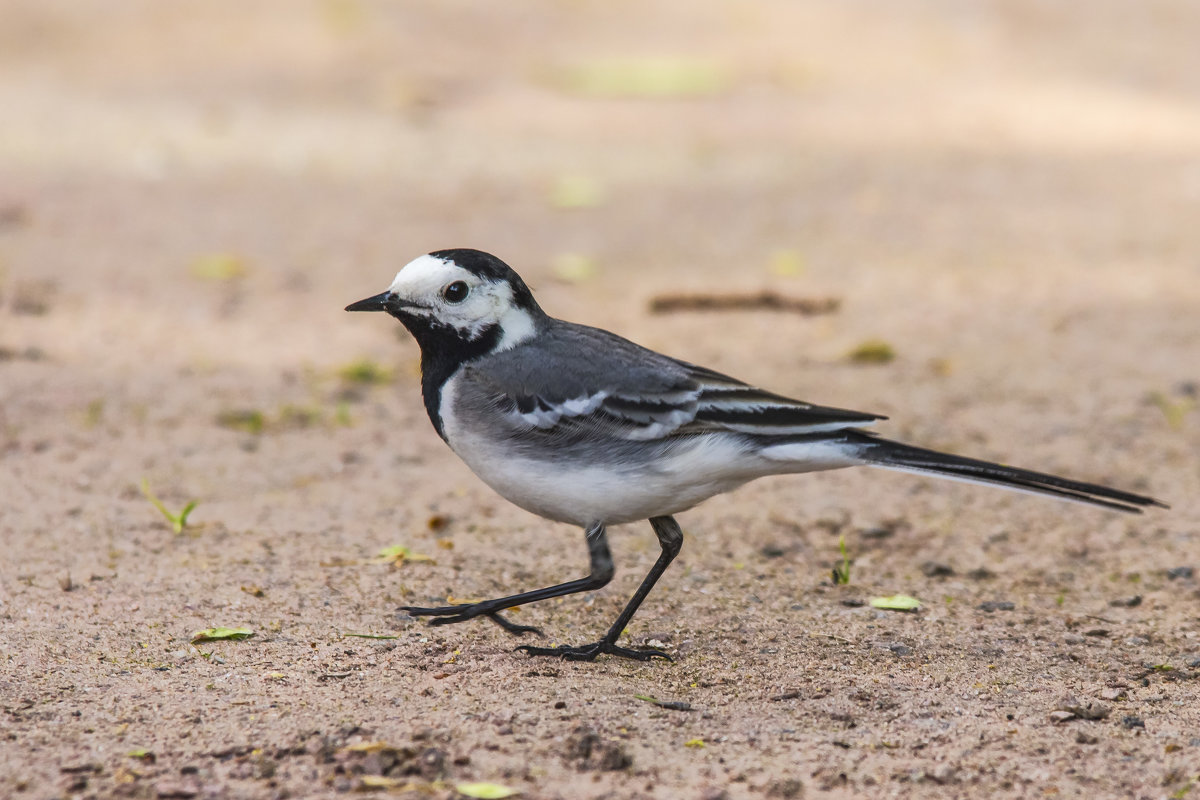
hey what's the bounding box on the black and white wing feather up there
[462,322,884,442]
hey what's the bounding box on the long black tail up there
[845,431,1167,514]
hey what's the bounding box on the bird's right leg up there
[400,521,615,637]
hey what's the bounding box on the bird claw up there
[516,641,672,662]
[400,605,543,638]
[484,612,543,637]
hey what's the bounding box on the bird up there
[346,248,1165,662]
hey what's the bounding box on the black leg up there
[518,515,684,662]
[400,522,615,637]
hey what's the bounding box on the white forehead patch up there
[387,254,470,300]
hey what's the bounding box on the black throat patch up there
[395,313,501,441]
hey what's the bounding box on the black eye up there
[442,281,469,303]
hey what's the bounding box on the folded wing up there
[467,322,884,442]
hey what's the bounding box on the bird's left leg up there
[518,515,683,662]
[400,521,615,637]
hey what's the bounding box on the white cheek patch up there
[495,301,536,351]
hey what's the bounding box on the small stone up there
[920,562,955,578]
[965,567,996,581]
[415,747,445,780]
[766,778,805,798]
[1123,636,1149,646]
[1185,655,1200,669]
[1075,731,1099,744]
[1084,628,1110,638]
[1109,595,1142,608]
[61,777,89,793]
[1166,567,1194,580]
[1049,710,1076,724]
[859,524,897,540]
[1098,687,1127,702]
[927,765,958,785]
[1057,696,1110,720]
[888,643,913,657]
[564,726,631,771]
[840,598,865,608]
[154,780,200,799]
[1121,715,1146,730]
[978,601,1015,613]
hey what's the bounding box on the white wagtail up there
[347,248,1165,661]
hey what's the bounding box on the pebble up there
[978,601,1015,613]
[859,525,896,540]
[154,780,200,798]
[1056,696,1110,720]
[1121,715,1146,730]
[920,561,954,578]
[1166,567,1194,580]
[1108,595,1142,608]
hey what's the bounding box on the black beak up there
[345,292,392,313]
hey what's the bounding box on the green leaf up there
[547,175,605,209]
[190,253,247,281]
[191,627,255,644]
[869,594,921,612]
[550,253,599,283]
[374,545,434,565]
[140,478,198,534]
[456,781,520,799]
[832,534,851,585]
[1148,391,1195,430]
[847,339,896,364]
[338,359,393,385]
[768,249,806,277]
[216,408,265,435]
[556,58,732,99]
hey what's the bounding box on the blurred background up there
[3,0,1197,528]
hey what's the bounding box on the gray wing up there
[463,321,885,441]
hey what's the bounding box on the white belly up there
[436,371,861,527]
[453,435,757,525]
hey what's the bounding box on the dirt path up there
[2,2,1198,798]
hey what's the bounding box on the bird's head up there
[346,249,545,351]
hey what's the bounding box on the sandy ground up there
[2,2,1199,798]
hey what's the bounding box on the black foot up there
[516,641,672,662]
[400,604,543,637]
